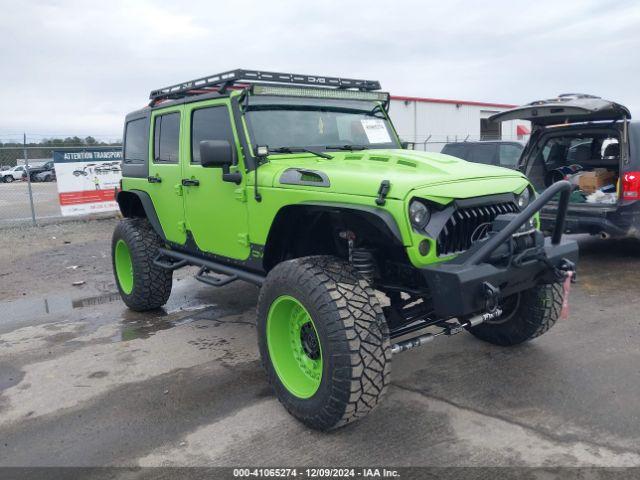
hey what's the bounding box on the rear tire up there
[467,283,563,346]
[257,256,391,430]
[111,218,173,311]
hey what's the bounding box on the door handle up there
[181,178,200,187]
[147,176,162,183]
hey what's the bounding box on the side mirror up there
[200,140,235,169]
[199,139,242,184]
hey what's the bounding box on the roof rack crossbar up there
[149,69,381,103]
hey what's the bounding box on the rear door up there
[182,100,249,260]
[490,95,631,127]
[147,106,187,245]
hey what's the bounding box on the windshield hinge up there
[237,233,250,246]
[375,180,391,206]
[235,187,247,203]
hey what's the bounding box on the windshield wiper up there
[325,145,369,151]
[270,147,333,160]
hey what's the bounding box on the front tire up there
[111,218,173,311]
[467,283,563,346]
[4,176,13,183]
[257,256,391,431]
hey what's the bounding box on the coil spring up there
[351,248,376,282]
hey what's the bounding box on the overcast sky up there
[1,0,638,141]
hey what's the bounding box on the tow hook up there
[556,258,577,283]
[391,308,503,354]
[482,282,501,313]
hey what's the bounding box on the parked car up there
[34,168,56,182]
[1,165,27,183]
[441,141,524,169]
[111,69,577,431]
[491,93,637,238]
[27,161,55,182]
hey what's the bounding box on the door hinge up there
[237,233,250,246]
[235,187,247,203]
[174,183,183,196]
[178,221,186,233]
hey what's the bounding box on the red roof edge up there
[390,95,517,109]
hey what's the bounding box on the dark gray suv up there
[491,94,639,239]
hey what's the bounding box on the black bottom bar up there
[156,248,265,286]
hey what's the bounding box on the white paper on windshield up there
[360,119,391,144]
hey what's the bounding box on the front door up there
[182,100,250,260]
[147,107,187,245]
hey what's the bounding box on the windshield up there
[244,99,399,151]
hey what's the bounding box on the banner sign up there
[53,149,122,216]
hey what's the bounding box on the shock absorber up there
[351,248,376,283]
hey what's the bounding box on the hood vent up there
[397,159,417,168]
[369,155,390,162]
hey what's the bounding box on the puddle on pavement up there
[115,301,248,342]
[0,292,124,334]
[0,279,255,342]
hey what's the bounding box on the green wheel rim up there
[114,239,134,295]
[266,295,323,399]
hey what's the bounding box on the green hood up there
[262,149,528,201]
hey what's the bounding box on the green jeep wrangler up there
[113,69,578,430]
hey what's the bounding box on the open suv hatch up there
[491,94,639,239]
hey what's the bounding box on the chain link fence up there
[0,136,122,226]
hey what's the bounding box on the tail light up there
[622,172,640,200]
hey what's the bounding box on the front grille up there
[437,201,519,256]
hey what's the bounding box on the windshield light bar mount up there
[149,69,382,105]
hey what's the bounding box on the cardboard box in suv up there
[491,94,639,238]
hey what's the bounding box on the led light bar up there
[252,85,389,103]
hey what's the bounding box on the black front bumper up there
[421,181,579,319]
[422,237,578,318]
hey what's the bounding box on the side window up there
[153,112,180,163]
[441,144,468,160]
[191,106,234,164]
[499,144,522,168]
[469,144,497,165]
[124,118,147,164]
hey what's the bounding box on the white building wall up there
[388,98,530,152]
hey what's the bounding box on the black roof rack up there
[149,69,381,104]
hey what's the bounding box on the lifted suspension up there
[390,308,503,354]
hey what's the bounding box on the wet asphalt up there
[1,235,639,468]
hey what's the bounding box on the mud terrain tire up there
[468,283,564,346]
[112,218,172,311]
[257,256,391,430]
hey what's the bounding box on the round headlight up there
[516,187,532,210]
[409,200,430,229]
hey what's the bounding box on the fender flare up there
[116,189,166,241]
[296,201,405,244]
